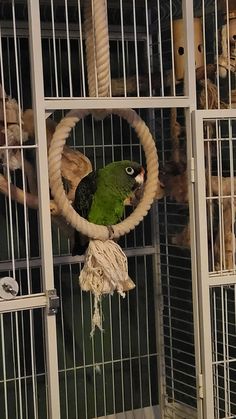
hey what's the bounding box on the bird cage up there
[0,1,236,419]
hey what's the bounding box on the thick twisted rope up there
[84,0,110,98]
[48,108,159,241]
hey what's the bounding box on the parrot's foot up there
[107,225,114,239]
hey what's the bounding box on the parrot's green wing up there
[72,171,97,255]
[73,171,97,219]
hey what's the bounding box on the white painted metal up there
[44,96,193,110]
[182,6,200,413]
[182,0,197,106]
[192,110,215,418]
[0,294,47,313]
[27,0,61,418]
[169,0,176,97]
[93,405,160,419]
[192,109,236,119]
[180,11,201,417]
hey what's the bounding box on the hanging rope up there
[84,0,110,98]
[84,0,110,120]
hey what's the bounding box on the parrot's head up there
[127,162,145,190]
[102,160,145,196]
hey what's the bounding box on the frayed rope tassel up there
[79,239,135,336]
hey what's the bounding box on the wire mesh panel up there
[31,0,234,107]
[211,285,236,419]
[0,308,49,419]
[0,2,60,417]
[155,107,199,419]
[54,255,158,418]
[198,0,236,110]
[204,117,236,275]
[39,0,187,99]
[0,4,46,297]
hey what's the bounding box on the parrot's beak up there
[134,167,145,187]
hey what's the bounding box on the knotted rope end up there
[79,239,135,334]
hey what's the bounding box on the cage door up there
[193,109,236,419]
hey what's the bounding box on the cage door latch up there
[47,289,60,315]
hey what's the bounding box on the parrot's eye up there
[125,166,135,176]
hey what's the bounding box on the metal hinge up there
[198,373,204,399]
[190,157,195,183]
[47,289,60,315]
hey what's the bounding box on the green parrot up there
[72,160,145,255]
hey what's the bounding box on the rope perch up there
[48,108,159,241]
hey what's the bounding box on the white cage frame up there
[0,0,197,417]
[3,0,233,418]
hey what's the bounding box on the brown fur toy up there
[159,160,190,248]
[22,109,92,213]
[159,160,188,203]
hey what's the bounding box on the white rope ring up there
[48,108,159,241]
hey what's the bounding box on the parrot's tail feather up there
[72,231,89,256]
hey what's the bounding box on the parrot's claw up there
[107,225,114,239]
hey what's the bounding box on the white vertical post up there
[182,3,205,417]
[27,1,61,418]
[182,0,196,106]
[192,110,215,419]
